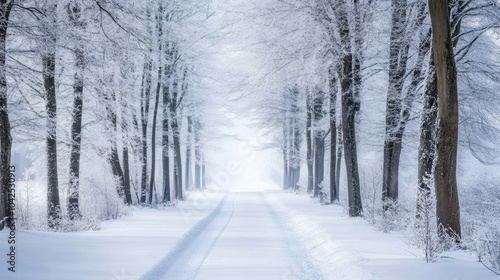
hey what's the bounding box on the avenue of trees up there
[0,0,213,230]
[249,0,500,262]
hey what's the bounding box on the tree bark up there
[162,82,171,202]
[0,0,13,231]
[335,119,342,197]
[140,9,154,204]
[103,80,127,203]
[140,56,152,204]
[171,69,183,200]
[194,117,201,190]
[382,0,408,207]
[67,45,84,218]
[148,5,164,205]
[313,87,325,199]
[42,3,61,228]
[329,66,338,203]
[428,0,461,239]
[334,0,362,216]
[185,115,193,190]
[306,93,314,194]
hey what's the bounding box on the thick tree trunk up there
[382,1,428,210]
[382,0,408,207]
[42,9,61,227]
[334,0,362,216]
[428,0,461,239]
[306,94,314,194]
[329,66,338,203]
[67,46,84,219]
[0,0,13,231]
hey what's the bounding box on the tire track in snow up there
[140,193,235,280]
[264,193,380,280]
[262,193,325,280]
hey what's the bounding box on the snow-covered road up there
[141,192,319,280]
[1,190,496,280]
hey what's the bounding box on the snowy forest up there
[0,0,500,279]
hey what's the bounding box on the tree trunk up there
[68,45,84,219]
[171,70,183,200]
[149,80,160,204]
[149,66,161,204]
[202,156,206,189]
[313,88,325,199]
[334,0,362,216]
[417,63,437,213]
[148,6,164,205]
[428,0,461,239]
[140,8,154,204]
[103,81,127,203]
[194,118,201,190]
[306,94,314,194]
[335,120,342,198]
[329,66,338,203]
[382,0,408,207]
[140,56,152,204]
[162,85,171,202]
[42,4,61,227]
[185,115,193,190]
[0,0,13,231]
[282,147,288,190]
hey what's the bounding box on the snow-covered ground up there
[0,190,497,279]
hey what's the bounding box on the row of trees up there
[0,0,212,230]
[253,0,500,243]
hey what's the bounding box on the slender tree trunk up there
[162,84,171,202]
[185,115,193,190]
[0,0,13,231]
[282,147,288,190]
[171,74,183,200]
[329,66,338,203]
[140,8,154,204]
[417,63,437,212]
[103,80,127,203]
[201,156,206,189]
[428,0,461,239]
[194,118,201,190]
[335,120,342,198]
[140,56,152,204]
[148,6,164,205]
[313,88,325,199]
[149,81,160,204]
[306,94,314,194]
[289,87,301,191]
